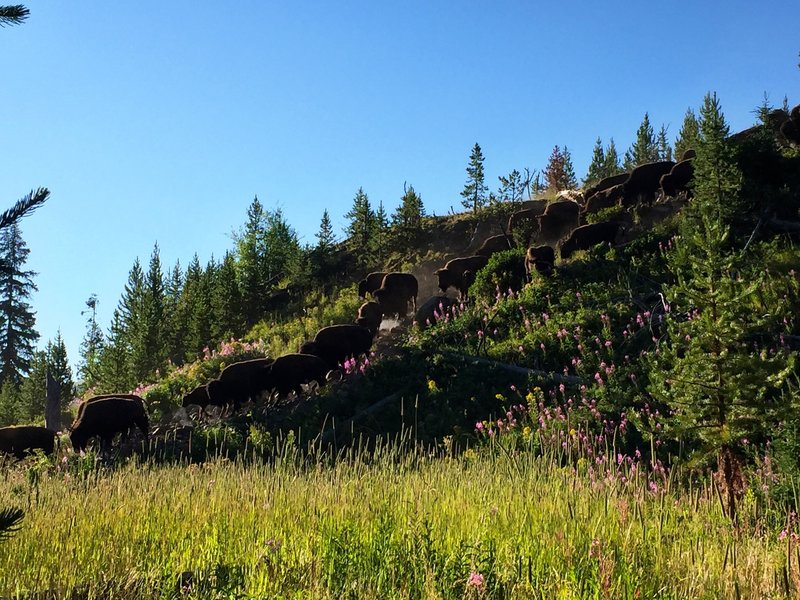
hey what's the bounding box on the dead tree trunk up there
[45,370,60,431]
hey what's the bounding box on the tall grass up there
[0,438,794,599]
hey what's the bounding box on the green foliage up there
[583,138,606,186]
[469,248,527,303]
[460,143,488,212]
[544,145,578,191]
[392,184,425,252]
[344,187,377,259]
[0,507,23,542]
[674,107,700,160]
[602,138,624,177]
[624,112,659,169]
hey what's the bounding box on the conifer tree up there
[544,145,578,191]
[624,112,659,169]
[97,309,134,392]
[674,108,700,160]
[236,196,269,327]
[18,332,74,421]
[78,294,103,388]
[0,381,21,426]
[497,169,525,204]
[657,124,673,161]
[211,252,245,342]
[133,243,166,381]
[583,138,606,186]
[344,187,375,252]
[162,261,185,366]
[0,225,39,386]
[315,210,336,250]
[372,200,390,264]
[309,210,337,291]
[649,93,791,522]
[460,143,488,212]
[180,255,213,358]
[602,138,624,177]
[392,184,425,250]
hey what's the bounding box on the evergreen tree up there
[392,184,425,250]
[583,138,606,186]
[544,145,578,191]
[602,138,624,177]
[133,243,166,381]
[649,93,789,522]
[211,252,245,342]
[163,261,185,366]
[0,4,28,27]
[19,333,74,421]
[0,381,21,427]
[460,143,488,212]
[674,108,700,160]
[373,200,390,264]
[624,112,659,169]
[78,294,103,388]
[97,309,133,392]
[0,225,39,386]
[236,196,270,327]
[497,169,525,204]
[657,124,673,161]
[179,255,213,358]
[263,207,301,285]
[315,210,336,250]
[344,187,375,252]
[309,210,338,292]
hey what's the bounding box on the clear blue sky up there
[1,1,798,376]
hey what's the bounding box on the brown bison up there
[508,204,547,245]
[537,201,580,244]
[583,173,629,201]
[660,158,694,198]
[75,394,146,424]
[475,234,513,257]
[357,272,388,299]
[620,161,675,208]
[415,295,456,329]
[181,384,211,409]
[355,301,383,335]
[70,397,149,452]
[0,426,57,459]
[780,105,800,145]
[204,357,275,410]
[435,255,489,299]
[560,222,624,260]
[300,324,374,369]
[254,353,331,398]
[372,272,418,317]
[582,184,625,215]
[525,245,556,278]
[680,148,696,161]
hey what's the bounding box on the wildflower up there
[495,393,504,401]
[427,379,440,393]
[467,571,485,590]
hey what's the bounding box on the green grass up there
[0,440,795,599]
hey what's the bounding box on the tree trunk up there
[45,370,60,431]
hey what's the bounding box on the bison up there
[620,161,675,208]
[435,255,489,299]
[255,353,331,397]
[355,301,383,335]
[525,245,556,278]
[204,357,275,410]
[357,272,388,299]
[475,234,513,258]
[560,222,624,260]
[508,204,547,245]
[300,323,374,369]
[583,173,629,201]
[582,184,625,215]
[660,158,694,198]
[74,394,146,425]
[415,295,456,330]
[372,272,418,317]
[181,384,212,409]
[70,397,149,452]
[0,426,57,459]
[537,201,580,244]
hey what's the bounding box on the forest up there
[4,5,800,598]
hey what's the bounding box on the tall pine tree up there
[0,225,39,386]
[460,143,488,212]
[583,138,606,186]
[344,187,376,254]
[624,112,659,169]
[674,108,700,160]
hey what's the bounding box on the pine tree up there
[0,225,39,386]
[583,138,606,186]
[309,210,338,292]
[624,112,659,169]
[315,210,336,250]
[649,93,790,522]
[373,200,389,264]
[97,309,133,392]
[497,170,525,203]
[344,187,375,252]
[163,261,185,367]
[392,184,425,250]
[78,294,103,388]
[263,208,301,285]
[211,251,245,342]
[544,145,577,191]
[133,243,166,381]
[236,196,269,327]
[0,381,21,427]
[602,138,624,177]
[674,108,700,160]
[18,333,74,421]
[460,143,488,212]
[180,255,214,358]
[657,124,673,161]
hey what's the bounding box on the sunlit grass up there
[0,440,794,599]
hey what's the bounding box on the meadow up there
[0,431,795,599]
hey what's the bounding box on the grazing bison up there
[300,324,374,369]
[660,158,694,198]
[205,357,275,410]
[70,397,149,452]
[255,353,331,398]
[372,272,418,317]
[181,384,211,409]
[475,234,513,258]
[0,426,57,459]
[525,245,556,278]
[537,201,580,244]
[75,394,146,424]
[620,161,675,208]
[355,301,383,335]
[583,173,629,201]
[508,204,547,244]
[435,255,489,299]
[560,222,624,260]
[357,272,388,299]
[582,184,625,215]
[415,295,456,329]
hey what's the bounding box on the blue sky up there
[1,1,798,376]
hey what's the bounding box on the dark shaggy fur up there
[205,357,275,410]
[255,353,331,397]
[372,272,418,317]
[525,245,556,277]
[70,397,149,452]
[415,295,456,330]
[475,234,513,258]
[660,158,694,198]
[355,301,383,335]
[357,272,388,299]
[435,255,489,298]
[300,324,374,369]
[560,222,623,260]
[0,426,57,459]
[620,161,675,208]
[537,201,580,244]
